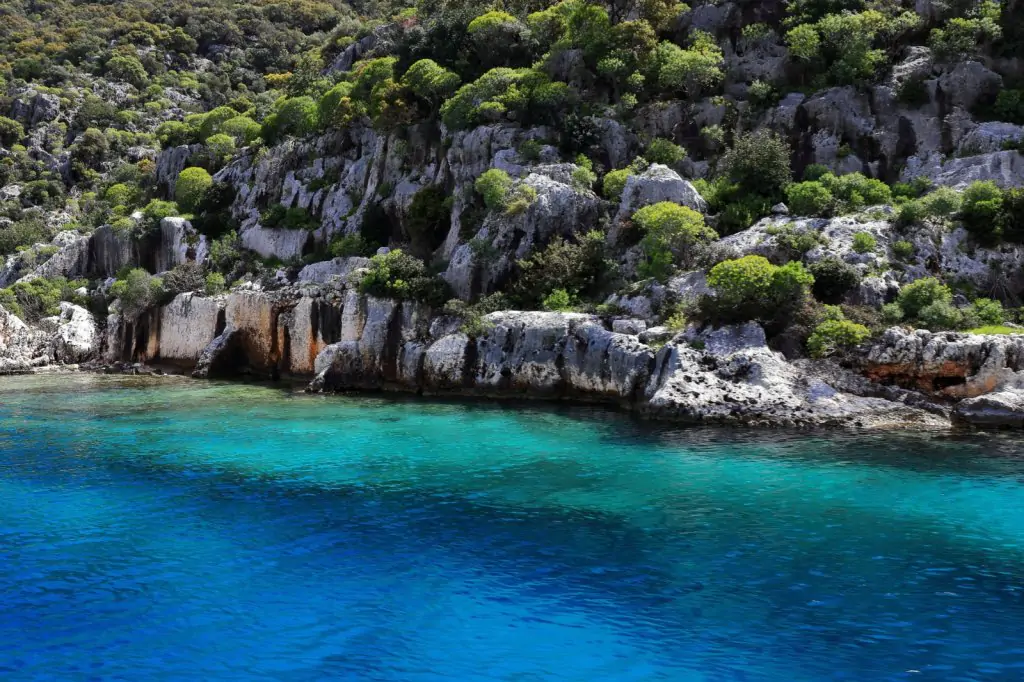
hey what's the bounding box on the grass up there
[967,325,1022,335]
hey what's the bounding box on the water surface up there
[1,374,1022,680]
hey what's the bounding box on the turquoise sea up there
[0,374,1022,681]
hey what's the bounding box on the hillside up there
[1,0,1024,425]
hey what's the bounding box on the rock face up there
[864,328,1024,399]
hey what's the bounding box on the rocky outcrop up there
[864,328,1024,398]
[952,389,1024,428]
[50,303,98,364]
[612,164,707,234]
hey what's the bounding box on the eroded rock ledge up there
[9,287,1024,428]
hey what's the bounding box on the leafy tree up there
[718,131,792,200]
[512,231,610,308]
[930,1,1002,60]
[960,180,1004,242]
[221,116,262,144]
[358,249,450,305]
[175,167,213,213]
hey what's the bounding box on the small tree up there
[719,131,792,200]
[105,54,148,88]
[475,168,514,211]
[896,277,951,319]
[705,256,813,324]
[175,167,213,214]
[0,116,24,147]
[111,268,163,318]
[401,59,461,111]
[631,202,717,280]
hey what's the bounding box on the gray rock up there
[50,303,98,364]
[958,122,1024,156]
[902,150,1024,189]
[936,61,1002,112]
[297,257,371,285]
[611,318,647,335]
[611,165,707,243]
[953,389,1024,428]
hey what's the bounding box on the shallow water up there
[0,374,1023,681]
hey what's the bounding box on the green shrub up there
[357,249,450,305]
[0,277,86,321]
[262,96,318,144]
[718,131,792,200]
[260,205,319,231]
[920,186,962,218]
[110,268,163,318]
[655,31,724,95]
[704,255,813,324]
[818,172,892,213]
[603,168,634,201]
[632,202,717,280]
[881,302,905,325]
[972,298,1005,325]
[808,257,860,304]
[105,54,148,88]
[785,181,833,216]
[918,300,966,330]
[475,168,514,211]
[402,59,461,108]
[643,138,686,166]
[960,180,1004,242]
[204,272,226,296]
[897,277,951,319]
[0,116,24,146]
[104,183,138,208]
[174,167,213,213]
[851,232,876,254]
[221,116,262,145]
[329,234,373,258]
[892,240,914,260]
[542,288,573,311]
[512,231,609,309]
[807,319,871,358]
[0,219,55,256]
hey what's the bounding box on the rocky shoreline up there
[6,283,1024,430]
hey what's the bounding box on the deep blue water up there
[1,375,1023,681]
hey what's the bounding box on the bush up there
[542,288,573,311]
[851,232,876,254]
[897,277,951,319]
[0,116,24,146]
[329,234,373,258]
[960,180,1004,242]
[643,138,686,166]
[632,203,717,280]
[920,186,962,218]
[262,96,318,144]
[221,116,262,145]
[105,54,148,88]
[162,262,206,295]
[0,277,86,321]
[785,181,833,217]
[818,172,892,213]
[655,31,725,95]
[475,168,514,211]
[511,231,609,309]
[704,255,813,324]
[357,249,450,305]
[204,272,226,295]
[972,298,1005,325]
[602,168,633,201]
[718,131,792,200]
[881,302,905,325]
[260,205,319,231]
[892,240,914,260]
[0,219,55,256]
[808,257,860,304]
[807,319,871,358]
[918,300,966,331]
[174,167,213,213]
[402,59,461,108]
[110,268,163,318]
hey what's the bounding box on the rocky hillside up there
[2,0,1024,427]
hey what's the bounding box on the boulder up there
[958,122,1024,156]
[611,165,707,243]
[297,257,371,285]
[902,150,1024,189]
[952,389,1024,428]
[50,303,98,364]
